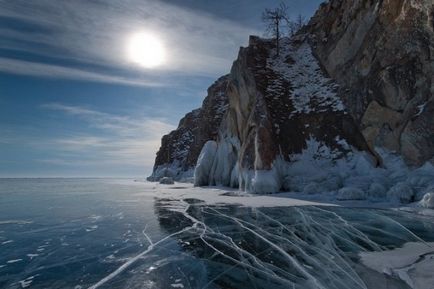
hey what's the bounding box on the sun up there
[127,32,166,68]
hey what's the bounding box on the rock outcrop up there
[194,36,378,193]
[149,0,433,194]
[147,75,229,181]
[308,0,434,166]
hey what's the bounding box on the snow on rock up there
[337,187,366,201]
[189,33,378,195]
[419,192,434,209]
[268,40,344,116]
[309,0,434,166]
[150,163,194,183]
[387,182,415,204]
[148,76,229,182]
[159,177,175,185]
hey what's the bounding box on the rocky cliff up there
[308,0,434,166]
[149,0,433,195]
[193,35,379,193]
[147,75,229,182]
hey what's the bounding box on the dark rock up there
[147,75,229,181]
[308,0,434,165]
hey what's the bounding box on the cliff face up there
[193,36,378,193]
[147,76,229,181]
[149,0,434,193]
[308,0,434,165]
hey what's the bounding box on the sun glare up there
[127,32,166,68]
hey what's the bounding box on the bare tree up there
[262,2,289,56]
[288,14,307,36]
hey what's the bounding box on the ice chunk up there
[360,242,434,289]
[303,182,322,194]
[337,187,366,200]
[159,177,175,185]
[208,139,238,186]
[387,182,415,204]
[194,141,218,186]
[420,192,434,209]
[368,183,387,199]
[251,169,281,194]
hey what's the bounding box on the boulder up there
[159,177,175,185]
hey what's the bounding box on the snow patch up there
[159,177,174,185]
[148,162,194,183]
[267,39,344,116]
[360,242,434,289]
[419,192,434,209]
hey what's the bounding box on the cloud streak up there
[0,57,161,87]
[0,0,259,85]
[38,103,175,170]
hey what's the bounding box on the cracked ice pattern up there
[2,179,434,289]
[93,198,434,289]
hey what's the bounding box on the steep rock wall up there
[194,36,378,193]
[147,75,229,181]
[308,0,434,165]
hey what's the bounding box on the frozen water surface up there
[0,179,433,289]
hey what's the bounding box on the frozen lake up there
[0,178,433,289]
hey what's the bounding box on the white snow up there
[267,39,344,117]
[148,162,194,183]
[26,254,39,260]
[280,141,434,205]
[159,177,174,185]
[7,259,23,264]
[415,102,427,117]
[156,182,335,208]
[18,276,37,288]
[419,192,434,208]
[187,130,434,205]
[360,242,434,289]
[250,168,282,194]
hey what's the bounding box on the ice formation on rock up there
[159,177,175,185]
[149,0,434,203]
[420,192,434,208]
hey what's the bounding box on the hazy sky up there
[0,0,323,177]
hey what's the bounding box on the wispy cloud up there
[0,0,258,85]
[39,103,175,169]
[0,57,161,87]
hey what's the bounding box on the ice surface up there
[2,179,434,289]
[360,242,434,289]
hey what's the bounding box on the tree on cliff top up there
[289,14,307,36]
[262,2,289,56]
